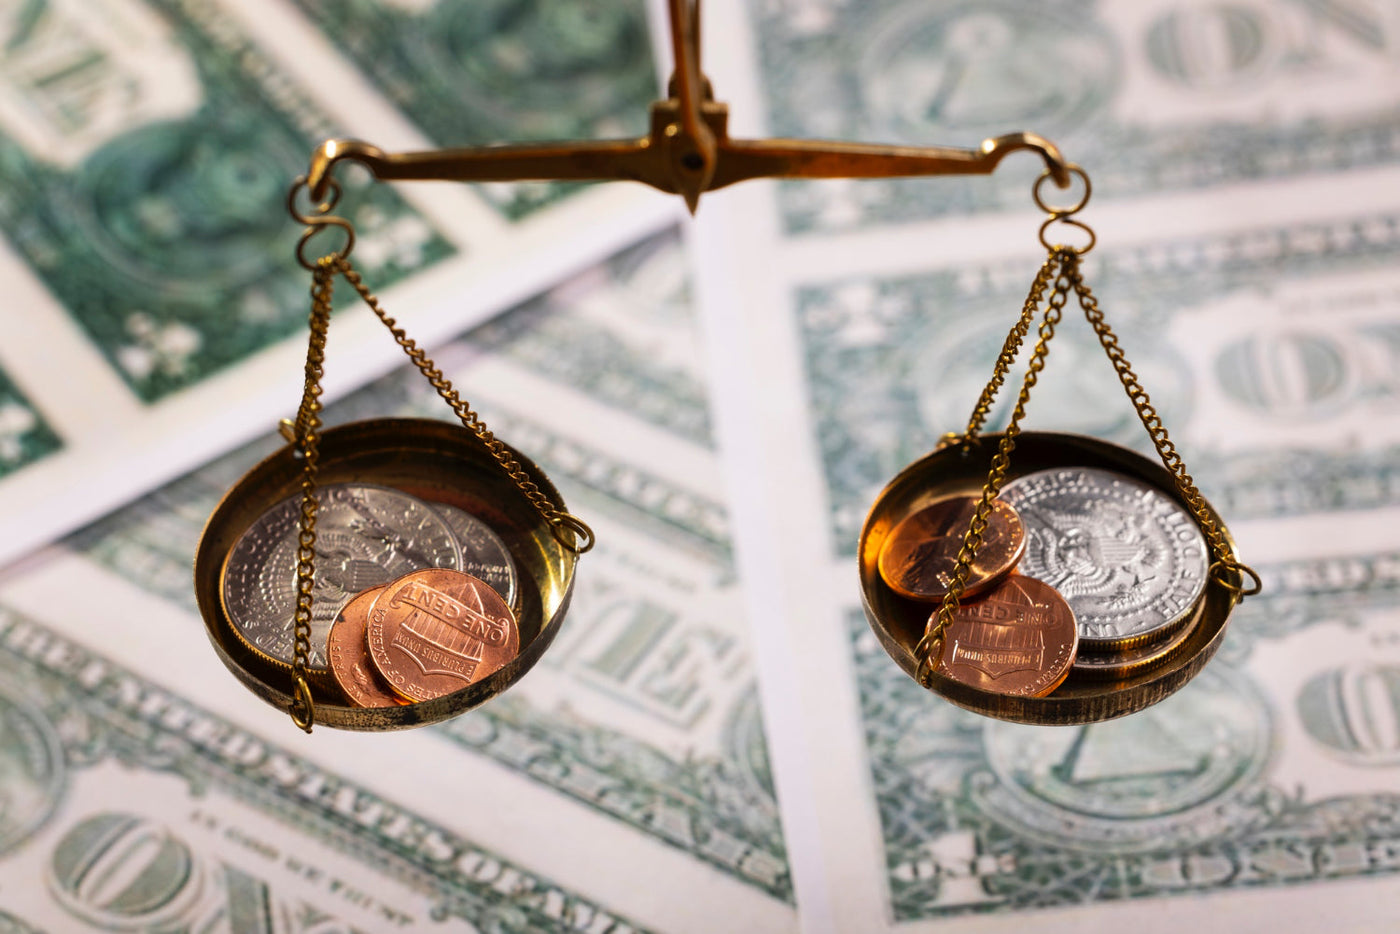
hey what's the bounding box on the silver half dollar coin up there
[429,502,519,608]
[221,483,462,670]
[999,466,1209,648]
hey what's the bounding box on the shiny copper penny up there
[879,496,1026,601]
[934,575,1078,697]
[327,586,407,708]
[366,568,520,703]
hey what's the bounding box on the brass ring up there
[287,175,343,224]
[1033,163,1091,216]
[289,674,316,733]
[553,513,596,554]
[914,636,942,686]
[1038,216,1097,254]
[288,176,356,270]
[1210,560,1263,598]
[296,221,356,270]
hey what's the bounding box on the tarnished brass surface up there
[859,432,1246,725]
[194,418,577,731]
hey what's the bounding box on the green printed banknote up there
[289,0,657,218]
[796,210,1400,549]
[0,606,659,933]
[466,232,712,446]
[68,230,793,904]
[0,370,60,480]
[852,545,1400,919]
[753,0,1400,231]
[0,0,453,402]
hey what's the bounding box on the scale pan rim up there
[193,417,579,731]
[858,430,1244,726]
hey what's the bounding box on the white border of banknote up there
[0,602,675,934]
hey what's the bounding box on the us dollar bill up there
[0,0,454,403]
[851,543,1400,920]
[754,0,1400,232]
[796,209,1400,549]
[0,369,60,481]
[67,230,793,903]
[0,910,39,934]
[287,0,657,219]
[0,604,662,934]
[465,231,713,446]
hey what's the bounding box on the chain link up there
[914,253,1075,685]
[911,179,1263,683]
[281,243,595,730]
[912,164,1258,685]
[333,256,594,553]
[1065,259,1260,596]
[288,258,335,732]
[963,253,1060,440]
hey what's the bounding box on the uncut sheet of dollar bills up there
[1,0,1399,931]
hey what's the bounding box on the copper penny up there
[934,575,1078,697]
[327,587,407,708]
[366,569,520,703]
[879,496,1026,601]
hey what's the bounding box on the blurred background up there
[1,1,1398,932]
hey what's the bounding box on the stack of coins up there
[1001,468,1209,682]
[877,466,1211,698]
[221,482,521,707]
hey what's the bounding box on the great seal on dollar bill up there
[0,682,64,853]
[1000,467,1209,650]
[977,665,1271,854]
[221,483,462,672]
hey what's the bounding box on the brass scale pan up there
[188,0,1247,729]
[193,418,579,731]
[859,430,1246,726]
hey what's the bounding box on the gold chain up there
[333,256,594,552]
[914,252,1075,685]
[1066,261,1260,596]
[912,162,1259,684]
[283,178,595,729]
[287,258,335,732]
[963,253,1060,440]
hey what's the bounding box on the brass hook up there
[306,139,389,202]
[553,513,596,554]
[1210,560,1263,599]
[289,673,315,733]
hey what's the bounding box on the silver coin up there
[221,483,462,670]
[428,502,519,608]
[999,467,1209,648]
